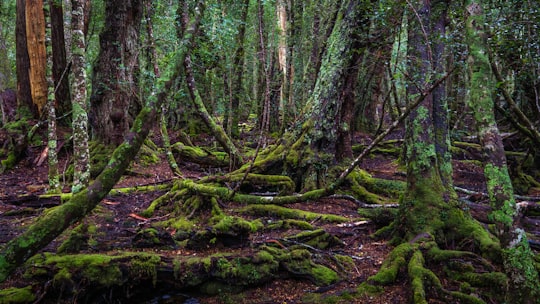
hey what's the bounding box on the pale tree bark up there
[45,2,60,193]
[71,0,90,193]
[465,1,540,302]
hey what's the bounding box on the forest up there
[0,0,540,303]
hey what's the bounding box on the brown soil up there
[0,130,523,304]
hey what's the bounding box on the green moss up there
[368,242,415,285]
[1,151,17,169]
[240,204,349,223]
[0,286,36,304]
[137,143,160,165]
[286,229,344,249]
[502,236,540,299]
[129,253,161,287]
[25,253,123,287]
[213,216,260,233]
[311,264,340,285]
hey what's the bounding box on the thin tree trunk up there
[49,0,71,124]
[465,1,540,301]
[228,0,249,138]
[71,0,90,192]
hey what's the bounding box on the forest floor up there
[0,128,531,304]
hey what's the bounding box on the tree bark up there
[49,0,71,124]
[71,0,90,192]
[25,0,47,116]
[90,0,142,146]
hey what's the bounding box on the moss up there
[368,242,415,285]
[254,250,275,264]
[25,253,123,287]
[502,236,540,299]
[349,169,405,199]
[240,204,349,223]
[286,229,344,249]
[0,286,36,304]
[213,216,260,234]
[1,151,18,172]
[137,143,160,165]
[311,264,340,285]
[128,253,161,287]
[57,223,89,254]
[265,219,315,230]
[408,250,428,304]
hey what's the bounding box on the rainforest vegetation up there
[1,0,540,303]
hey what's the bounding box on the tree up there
[465,1,540,300]
[49,0,71,124]
[71,0,90,192]
[89,0,142,146]
[15,0,36,115]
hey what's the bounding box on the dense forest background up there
[1,0,540,303]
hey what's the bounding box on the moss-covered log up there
[20,245,343,301]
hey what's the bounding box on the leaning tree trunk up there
[465,1,540,301]
[90,0,142,146]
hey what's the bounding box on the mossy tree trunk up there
[465,1,540,301]
[397,0,455,241]
[366,2,508,302]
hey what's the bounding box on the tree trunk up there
[90,0,142,146]
[15,0,33,115]
[49,0,71,124]
[465,1,540,301]
[25,0,47,116]
[228,0,249,138]
[71,0,90,192]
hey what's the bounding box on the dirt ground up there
[0,130,534,303]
